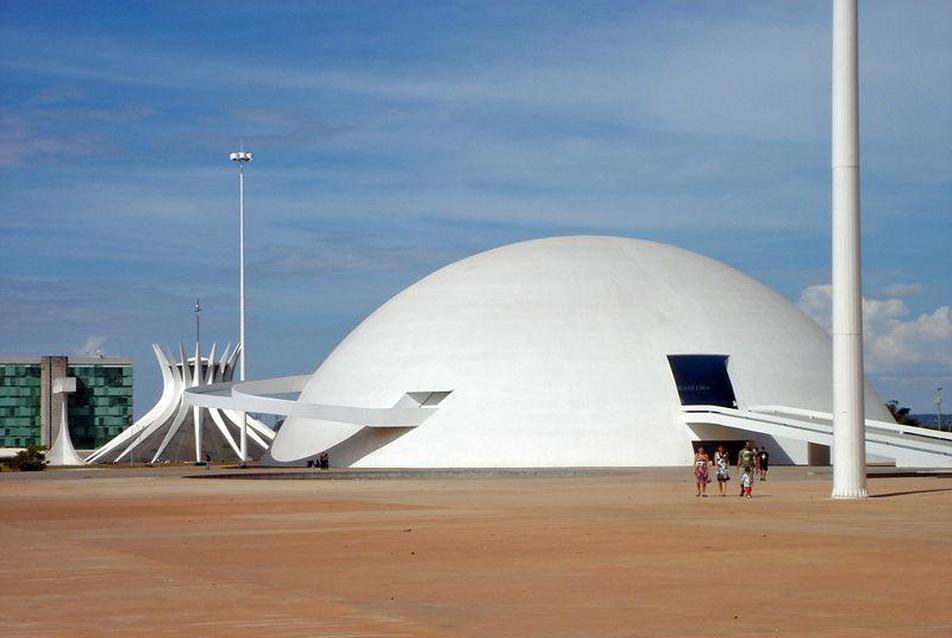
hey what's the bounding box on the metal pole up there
[831,0,867,499]
[230,148,252,466]
[938,386,943,432]
[238,157,248,465]
[194,301,203,464]
[239,162,246,385]
[195,298,201,346]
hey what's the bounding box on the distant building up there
[0,356,133,450]
[86,343,274,465]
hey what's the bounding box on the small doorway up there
[667,354,737,409]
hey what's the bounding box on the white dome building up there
[264,236,890,467]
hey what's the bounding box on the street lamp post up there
[937,386,944,432]
[194,298,201,346]
[230,148,253,465]
[194,298,203,464]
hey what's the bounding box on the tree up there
[5,445,47,472]
[885,400,920,427]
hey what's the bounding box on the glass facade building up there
[0,357,133,450]
[0,363,43,447]
[68,364,134,449]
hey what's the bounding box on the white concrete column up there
[193,406,202,463]
[47,377,85,466]
[193,343,203,463]
[831,0,867,499]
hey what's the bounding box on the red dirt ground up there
[0,467,949,637]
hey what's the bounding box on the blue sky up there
[0,1,949,415]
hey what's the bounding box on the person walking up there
[740,465,754,498]
[736,440,758,497]
[714,445,731,496]
[693,446,711,497]
[758,446,770,481]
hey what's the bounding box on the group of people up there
[307,452,330,470]
[693,441,769,498]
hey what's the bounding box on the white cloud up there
[879,282,925,298]
[77,336,107,357]
[797,284,836,331]
[797,284,952,377]
[0,112,111,167]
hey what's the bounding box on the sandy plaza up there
[1,466,950,638]
[2,1,950,636]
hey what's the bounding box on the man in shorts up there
[737,440,759,497]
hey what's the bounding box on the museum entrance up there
[666,354,737,408]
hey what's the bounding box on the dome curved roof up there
[266,235,889,467]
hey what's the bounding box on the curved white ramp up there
[184,375,439,428]
[681,405,952,468]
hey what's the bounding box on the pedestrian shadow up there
[870,487,952,499]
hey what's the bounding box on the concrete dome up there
[266,236,889,467]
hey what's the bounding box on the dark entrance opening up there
[667,354,737,409]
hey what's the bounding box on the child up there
[740,467,753,498]
[737,440,758,497]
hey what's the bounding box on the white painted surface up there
[184,376,438,426]
[683,406,952,468]
[85,343,274,464]
[52,377,76,394]
[265,236,891,467]
[831,0,868,497]
[46,397,85,466]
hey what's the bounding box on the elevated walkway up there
[183,375,439,428]
[681,405,952,468]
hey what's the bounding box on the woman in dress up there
[694,446,711,497]
[714,445,730,496]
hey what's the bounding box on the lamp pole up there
[937,386,943,432]
[194,298,203,464]
[831,0,867,499]
[230,148,253,465]
[194,298,201,347]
